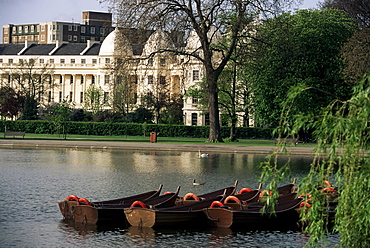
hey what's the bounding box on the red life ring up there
[210,201,225,208]
[259,190,272,197]
[66,195,79,201]
[323,180,331,186]
[78,198,91,206]
[299,193,312,202]
[164,191,173,195]
[130,201,148,208]
[299,202,312,208]
[183,193,200,201]
[322,187,336,193]
[224,196,242,204]
[238,188,252,194]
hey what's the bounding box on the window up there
[69,91,73,102]
[80,75,84,84]
[160,58,166,66]
[19,59,23,63]
[53,25,56,30]
[31,25,35,32]
[73,36,77,41]
[148,75,153,84]
[91,27,95,34]
[81,26,86,33]
[159,76,166,85]
[60,59,65,64]
[80,92,84,103]
[104,75,110,84]
[59,91,62,102]
[192,97,198,104]
[68,25,72,31]
[103,92,109,104]
[81,59,86,64]
[193,70,199,81]
[8,59,13,64]
[25,26,28,33]
[68,35,72,41]
[105,58,110,64]
[100,28,104,34]
[91,75,95,84]
[49,59,54,64]
[71,59,75,64]
[39,59,44,63]
[0,59,3,63]
[191,113,198,126]
[81,37,86,43]
[41,25,45,31]
[74,25,78,31]
[12,28,16,34]
[4,37,8,43]
[4,29,8,35]
[70,75,74,84]
[59,75,63,84]
[148,58,153,66]
[41,35,45,41]
[52,34,56,41]
[18,26,22,33]
[48,91,52,102]
[92,59,97,64]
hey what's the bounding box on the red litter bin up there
[150,132,157,143]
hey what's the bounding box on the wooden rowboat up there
[125,181,239,228]
[204,197,302,229]
[58,184,163,223]
[71,186,181,226]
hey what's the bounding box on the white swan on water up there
[198,150,209,158]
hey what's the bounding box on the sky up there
[0,0,322,42]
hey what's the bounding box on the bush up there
[0,120,273,139]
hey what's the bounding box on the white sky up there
[0,0,321,42]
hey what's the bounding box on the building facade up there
[2,11,113,44]
[0,27,208,126]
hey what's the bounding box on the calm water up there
[0,147,339,247]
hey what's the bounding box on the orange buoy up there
[130,201,148,208]
[238,188,252,194]
[66,195,79,201]
[210,201,225,208]
[183,193,200,201]
[78,198,91,206]
[163,191,173,195]
[224,196,242,204]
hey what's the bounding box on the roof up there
[23,44,55,55]
[0,44,25,55]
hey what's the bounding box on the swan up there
[198,150,209,158]
[193,179,205,186]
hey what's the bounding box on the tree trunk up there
[206,72,223,143]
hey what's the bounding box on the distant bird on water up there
[198,150,209,158]
[193,179,205,186]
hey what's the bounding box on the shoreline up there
[0,139,316,155]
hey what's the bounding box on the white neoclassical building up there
[0,27,208,125]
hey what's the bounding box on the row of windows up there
[57,91,109,104]
[12,25,38,34]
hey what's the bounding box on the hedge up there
[0,120,273,139]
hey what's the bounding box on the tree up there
[0,86,24,120]
[100,0,299,142]
[0,58,54,120]
[83,84,104,116]
[320,0,370,28]
[263,74,370,247]
[246,9,355,127]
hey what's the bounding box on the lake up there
[0,147,339,247]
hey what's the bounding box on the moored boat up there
[124,181,239,228]
[204,197,302,229]
[58,184,163,224]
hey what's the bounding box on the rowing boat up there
[124,181,239,228]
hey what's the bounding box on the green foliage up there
[0,120,273,139]
[247,9,356,127]
[262,74,370,247]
